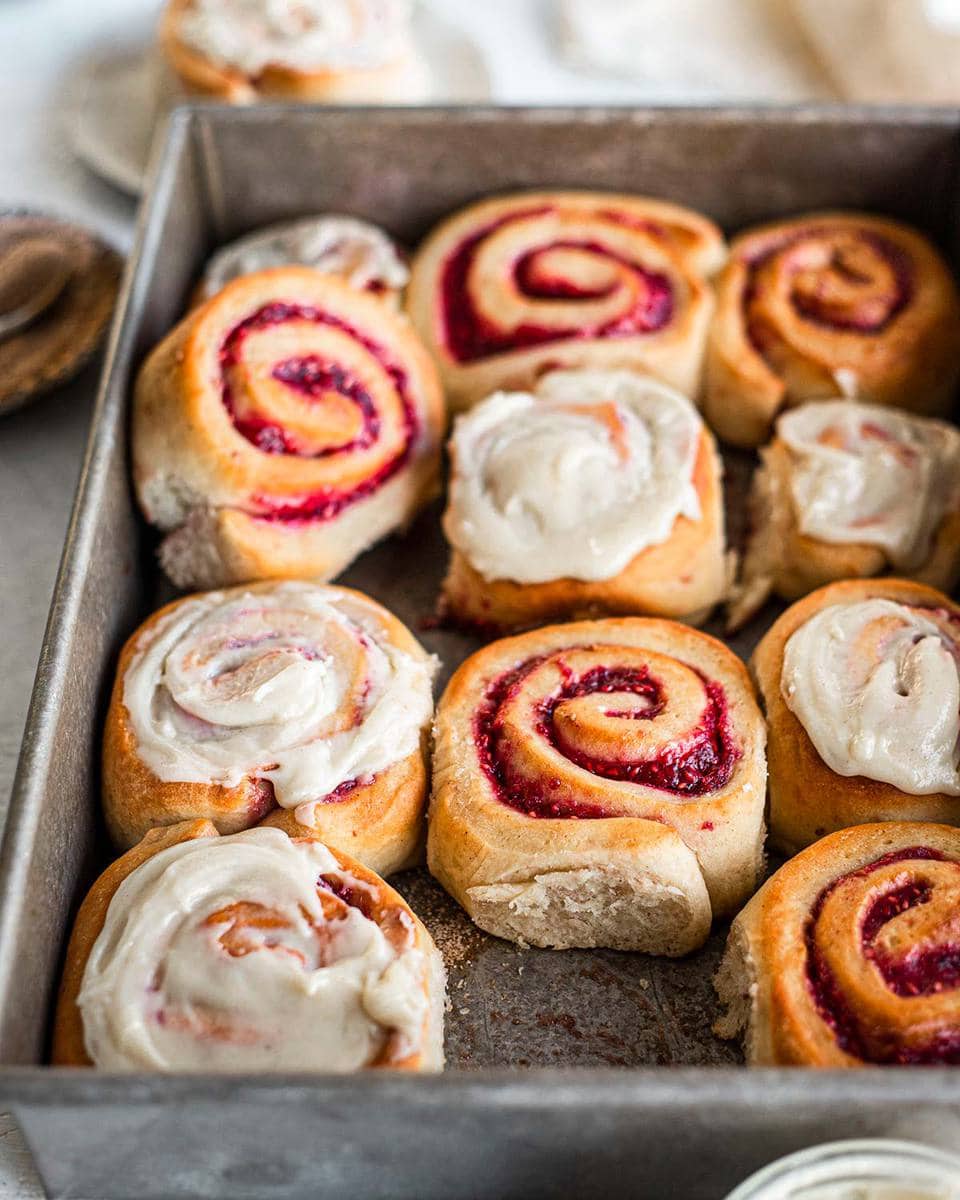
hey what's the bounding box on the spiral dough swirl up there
[475,644,739,818]
[77,828,431,1072]
[806,847,960,1064]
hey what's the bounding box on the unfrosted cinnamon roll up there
[195,216,408,307]
[429,618,767,953]
[729,400,960,629]
[53,822,445,1072]
[441,369,728,631]
[160,0,429,104]
[133,267,444,591]
[704,212,960,448]
[752,579,960,855]
[715,822,960,1066]
[103,582,435,876]
[406,192,725,412]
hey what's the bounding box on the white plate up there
[66,4,491,196]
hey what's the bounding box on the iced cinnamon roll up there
[103,582,435,876]
[752,579,960,855]
[53,823,445,1071]
[195,216,408,307]
[160,0,428,104]
[704,212,960,447]
[133,267,444,590]
[716,822,960,1066]
[429,618,767,953]
[406,191,725,411]
[441,369,728,631]
[729,400,960,628]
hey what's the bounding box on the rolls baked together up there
[64,187,960,1072]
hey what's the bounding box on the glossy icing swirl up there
[445,370,702,584]
[475,643,738,818]
[199,217,408,303]
[806,847,960,1064]
[779,401,960,567]
[77,828,429,1072]
[177,0,413,74]
[123,582,435,821]
[781,599,960,794]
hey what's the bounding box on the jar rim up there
[724,1139,960,1200]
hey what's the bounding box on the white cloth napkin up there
[790,0,960,102]
[558,0,960,103]
[556,0,830,100]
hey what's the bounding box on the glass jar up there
[725,1140,960,1200]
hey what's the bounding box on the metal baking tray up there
[2,106,960,1200]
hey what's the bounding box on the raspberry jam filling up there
[218,302,418,524]
[473,654,738,819]
[441,209,675,363]
[744,229,913,342]
[805,847,960,1064]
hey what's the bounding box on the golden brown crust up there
[159,0,421,103]
[716,822,960,1066]
[428,618,766,952]
[406,191,725,412]
[441,427,728,631]
[751,578,960,855]
[102,582,432,876]
[52,822,442,1070]
[704,212,960,448]
[133,267,445,591]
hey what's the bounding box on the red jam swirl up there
[473,653,738,819]
[743,228,914,342]
[805,847,960,1065]
[441,208,675,364]
[218,302,418,524]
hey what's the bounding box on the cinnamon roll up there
[429,619,766,953]
[133,267,444,591]
[715,822,960,1066]
[103,582,435,876]
[53,822,445,1071]
[406,192,725,412]
[752,579,960,856]
[441,369,728,631]
[729,400,960,629]
[195,216,408,307]
[704,212,960,448]
[160,0,428,104]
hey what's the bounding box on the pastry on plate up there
[704,212,960,447]
[752,578,960,855]
[160,0,429,104]
[406,190,725,411]
[715,822,960,1066]
[429,618,766,953]
[441,368,728,631]
[133,266,444,590]
[194,215,408,306]
[728,399,960,629]
[53,822,445,1071]
[103,581,435,876]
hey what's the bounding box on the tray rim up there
[4,102,960,1093]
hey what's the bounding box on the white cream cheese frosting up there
[123,582,435,821]
[199,216,408,302]
[177,0,413,74]
[444,369,703,584]
[77,828,429,1071]
[778,401,960,568]
[781,598,960,794]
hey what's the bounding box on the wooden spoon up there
[0,237,73,341]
